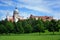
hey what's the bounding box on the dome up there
[14,7,19,14]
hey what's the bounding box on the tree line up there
[0,18,60,34]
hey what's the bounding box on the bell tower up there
[13,7,19,22]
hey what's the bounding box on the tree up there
[57,20,60,31]
[16,21,24,33]
[22,20,33,33]
[35,19,45,35]
[5,21,14,33]
[47,20,59,35]
[0,24,7,34]
[30,19,38,32]
[44,20,50,30]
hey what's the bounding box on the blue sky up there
[0,0,60,20]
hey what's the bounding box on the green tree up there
[57,20,60,31]
[48,20,58,35]
[44,20,50,30]
[22,20,33,33]
[5,21,14,33]
[16,21,24,33]
[0,24,7,34]
[37,19,45,35]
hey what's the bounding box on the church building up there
[6,7,23,22]
[6,7,53,22]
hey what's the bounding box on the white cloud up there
[0,10,13,15]
[0,0,16,7]
[0,0,60,19]
[17,0,60,19]
[16,0,51,12]
[20,12,30,19]
[0,10,13,20]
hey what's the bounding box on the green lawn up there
[0,32,60,40]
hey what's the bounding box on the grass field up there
[0,32,60,40]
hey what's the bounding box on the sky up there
[0,0,60,20]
